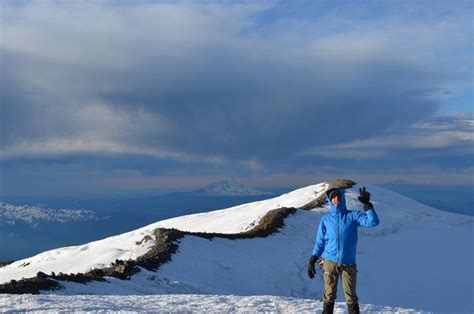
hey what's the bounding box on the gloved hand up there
[307,255,317,279]
[358,186,374,211]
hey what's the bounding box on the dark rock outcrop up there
[181,206,297,240]
[0,274,60,294]
[134,228,184,272]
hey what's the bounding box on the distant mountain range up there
[0,202,99,227]
[188,179,273,196]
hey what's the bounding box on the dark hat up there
[328,189,340,200]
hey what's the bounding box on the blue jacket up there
[311,188,379,265]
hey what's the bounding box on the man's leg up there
[341,264,359,314]
[322,259,339,313]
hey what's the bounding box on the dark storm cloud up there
[0,0,472,195]
[0,2,434,155]
[107,51,439,160]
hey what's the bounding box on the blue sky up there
[0,0,473,197]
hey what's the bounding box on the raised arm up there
[356,186,380,228]
[355,208,379,228]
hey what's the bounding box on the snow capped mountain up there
[0,180,472,312]
[0,202,98,227]
[190,179,273,196]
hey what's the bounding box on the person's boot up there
[322,302,334,314]
[347,302,360,314]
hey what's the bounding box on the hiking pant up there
[322,259,359,304]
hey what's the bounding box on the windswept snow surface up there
[1,183,472,312]
[0,294,424,313]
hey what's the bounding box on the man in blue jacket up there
[307,186,379,314]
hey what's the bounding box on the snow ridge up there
[0,183,328,285]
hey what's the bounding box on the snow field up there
[0,182,472,313]
[45,184,473,312]
[0,183,328,284]
[0,294,425,313]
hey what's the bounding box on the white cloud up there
[301,114,474,159]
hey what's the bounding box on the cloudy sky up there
[0,0,473,197]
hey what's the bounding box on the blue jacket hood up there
[312,187,380,265]
[326,188,348,214]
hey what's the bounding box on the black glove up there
[358,186,374,211]
[307,255,317,279]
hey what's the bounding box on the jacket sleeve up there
[355,208,380,228]
[311,218,326,257]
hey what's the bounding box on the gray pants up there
[322,259,359,304]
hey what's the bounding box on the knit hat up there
[328,189,340,200]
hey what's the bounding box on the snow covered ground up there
[0,182,472,312]
[0,294,424,313]
[0,183,327,282]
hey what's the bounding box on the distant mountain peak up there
[190,179,272,196]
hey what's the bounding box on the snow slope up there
[0,294,423,313]
[0,182,327,283]
[1,182,472,312]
